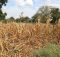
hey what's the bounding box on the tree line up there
[0,0,60,25]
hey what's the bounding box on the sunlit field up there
[1,0,60,57]
[0,22,60,57]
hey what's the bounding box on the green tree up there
[0,10,7,20]
[0,0,7,9]
[15,18,21,23]
[20,16,30,22]
[50,8,60,24]
[32,14,40,22]
[7,17,15,22]
[0,0,7,20]
[32,6,51,23]
[9,17,15,20]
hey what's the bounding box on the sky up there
[2,0,60,18]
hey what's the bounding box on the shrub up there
[31,43,60,57]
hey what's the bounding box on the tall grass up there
[0,22,60,57]
[31,43,60,57]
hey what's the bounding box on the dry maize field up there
[0,22,60,57]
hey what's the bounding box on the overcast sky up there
[2,0,60,18]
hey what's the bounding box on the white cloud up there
[2,6,35,18]
[16,0,33,6]
[45,0,51,5]
[2,0,34,18]
[45,0,60,8]
[47,0,51,2]
[2,6,21,18]
[48,4,60,8]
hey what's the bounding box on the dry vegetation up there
[0,22,60,57]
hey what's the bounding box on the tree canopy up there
[32,6,60,24]
[20,16,30,22]
[0,0,7,20]
[32,6,51,23]
[0,0,7,9]
[50,8,60,25]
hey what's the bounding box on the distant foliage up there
[20,16,30,22]
[15,18,21,23]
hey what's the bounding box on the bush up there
[31,43,60,57]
